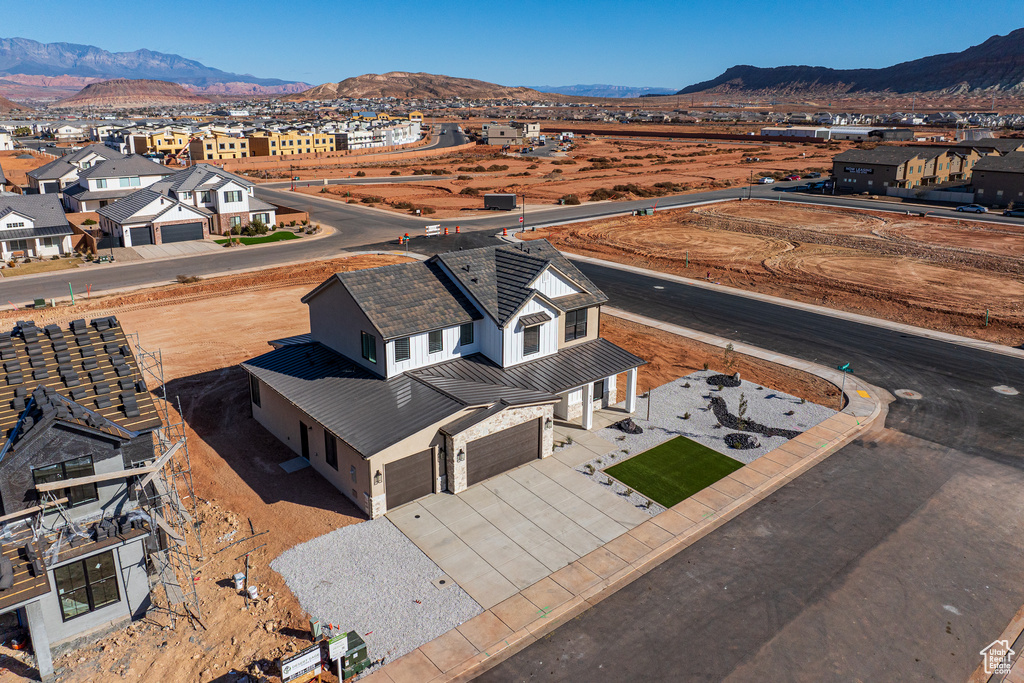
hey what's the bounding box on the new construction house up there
[243,240,644,519]
[0,317,197,680]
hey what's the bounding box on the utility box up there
[326,630,369,679]
[484,193,517,211]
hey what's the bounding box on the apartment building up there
[971,152,1024,207]
[187,134,250,160]
[247,129,335,156]
[831,147,979,193]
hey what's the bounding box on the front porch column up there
[25,601,53,681]
[626,367,638,414]
[582,382,594,430]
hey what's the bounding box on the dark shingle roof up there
[0,194,70,230]
[434,240,607,326]
[410,338,645,396]
[0,317,163,440]
[833,147,936,166]
[77,155,172,180]
[241,342,465,457]
[973,151,1024,174]
[97,188,164,223]
[151,164,254,194]
[27,157,77,181]
[954,138,1024,154]
[303,260,481,341]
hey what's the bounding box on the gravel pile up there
[592,370,836,466]
[271,518,481,669]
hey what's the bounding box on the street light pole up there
[521,193,526,233]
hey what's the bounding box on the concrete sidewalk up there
[360,315,890,683]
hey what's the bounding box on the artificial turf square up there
[605,436,744,508]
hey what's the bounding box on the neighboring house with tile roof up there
[0,194,74,260]
[149,163,276,234]
[63,154,174,212]
[0,317,165,680]
[26,145,122,195]
[242,240,644,518]
[96,188,211,247]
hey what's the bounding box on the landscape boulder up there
[725,433,760,449]
[614,418,644,434]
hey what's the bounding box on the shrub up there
[590,187,621,201]
[360,196,382,203]
[457,175,472,180]
[527,164,538,169]
[421,207,435,214]
[176,274,202,284]
[355,170,366,177]
[391,201,415,210]
[486,164,508,172]
[460,187,480,196]
[390,170,401,175]
[682,412,690,420]
[289,221,296,227]
[560,194,581,205]
[320,187,330,193]
[81,218,97,226]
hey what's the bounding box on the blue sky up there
[4,1,1023,87]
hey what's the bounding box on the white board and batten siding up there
[503,297,559,367]
[386,322,480,376]
[531,267,581,299]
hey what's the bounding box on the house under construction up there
[0,316,199,681]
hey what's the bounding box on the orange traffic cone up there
[456,225,460,233]
[502,227,507,236]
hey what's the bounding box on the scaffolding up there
[126,333,204,623]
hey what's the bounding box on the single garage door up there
[384,449,434,510]
[466,418,541,486]
[162,222,204,243]
[129,227,153,246]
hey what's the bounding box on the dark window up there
[325,433,338,470]
[54,551,120,621]
[394,337,410,362]
[249,374,261,407]
[564,309,588,342]
[428,330,443,354]
[361,331,377,363]
[33,456,98,506]
[523,325,540,355]
[593,379,605,399]
[460,323,474,346]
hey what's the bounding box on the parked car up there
[955,204,988,213]
[784,175,801,181]
[756,177,775,184]
[805,172,821,178]
[1002,208,1024,217]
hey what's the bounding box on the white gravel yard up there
[598,370,836,464]
[571,371,837,510]
[271,517,481,669]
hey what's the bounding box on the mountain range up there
[526,84,676,98]
[50,79,210,109]
[678,28,1024,96]
[286,72,554,101]
[0,37,308,100]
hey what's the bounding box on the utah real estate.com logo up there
[980,639,1015,676]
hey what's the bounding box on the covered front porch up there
[553,366,638,430]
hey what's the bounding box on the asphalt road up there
[472,260,1024,682]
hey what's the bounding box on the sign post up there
[836,362,853,410]
[280,643,323,683]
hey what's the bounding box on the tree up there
[722,343,736,373]
[13,126,31,137]
[737,393,748,430]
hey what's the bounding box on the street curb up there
[562,252,1024,361]
[363,317,889,683]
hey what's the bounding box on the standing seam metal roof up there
[241,343,465,457]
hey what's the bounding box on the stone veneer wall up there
[445,405,554,494]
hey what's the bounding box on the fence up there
[886,187,975,203]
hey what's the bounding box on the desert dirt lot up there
[0,150,52,186]
[283,135,841,219]
[524,200,1024,345]
[0,253,837,682]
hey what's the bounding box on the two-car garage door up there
[467,419,542,487]
[383,419,543,511]
[162,222,204,243]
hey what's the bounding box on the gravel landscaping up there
[271,518,481,670]
[572,370,836,512]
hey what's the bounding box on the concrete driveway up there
[387,431,651,610]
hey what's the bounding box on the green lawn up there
[605,436,744,508]
[214,231,301,246]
